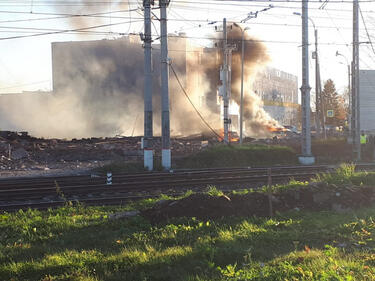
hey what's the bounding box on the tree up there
[320,79,347,127]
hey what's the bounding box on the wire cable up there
[170,63,223,140]
[359,5,375,56]
[0,19,142,40]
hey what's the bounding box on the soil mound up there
[141,184,375,223]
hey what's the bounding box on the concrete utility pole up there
[160,0,171,169]
[293,12,320,139]
[336,51,351,140]
[313,29,321,137]
[220,19,236,144]
[143,0,153,171]
[317,64,326,139]
[240,27,245,145]
[223,18,230,144]
[235,24,250,145]
[352,0,361,160]
[299,0,315,165]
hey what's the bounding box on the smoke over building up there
[0,32,298,139]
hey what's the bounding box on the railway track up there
[1,164,374,211]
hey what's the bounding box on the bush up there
[178,144,297,168]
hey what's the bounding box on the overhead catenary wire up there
[0,19,142,40]
[0,80,50,91]
[2,15,375,32]
[170,63,223,141]
[359,5,375,56]
[1,0,375,5]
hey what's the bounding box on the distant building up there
[359,70,375,133]
[252,67,299,126]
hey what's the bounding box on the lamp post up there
[233,23,250,145]
[293,12,321,137]
[336,51,351,140]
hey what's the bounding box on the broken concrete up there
[11,148,29,160]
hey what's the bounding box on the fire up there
[218,129,239,142]
[267,126,288,133]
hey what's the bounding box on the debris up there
[0,131,212,173]
[11,148,29,160]
[108,210,140,220]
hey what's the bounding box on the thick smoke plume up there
[54,0,128,28]
[0,37,219,139]
[205,25,279,137]
[0,26,279,139]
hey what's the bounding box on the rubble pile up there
[0,131,212,173]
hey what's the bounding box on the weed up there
[206,186,224,197]
[314,163,356,185]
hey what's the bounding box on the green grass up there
[313,163,375,187]
[2,167,375,281]
[178,144,297,169]
[1,204,375,280]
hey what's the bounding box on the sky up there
[0,0,375,99]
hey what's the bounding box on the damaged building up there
[252,67,299,126]
[0,34,299,139]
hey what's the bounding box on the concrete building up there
[252,67,299,126]
[359,70,375,133]
[0,35,299,137]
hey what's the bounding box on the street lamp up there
[293,12,322,137]
[336,50,352,140]
[233,23,250,145]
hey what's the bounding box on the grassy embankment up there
[1,165,375,280]
[97,144,297,174]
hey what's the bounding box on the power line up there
[0,8,139,19]
[3,17,375,34]
[0,80,50,90]
[170,63,223,141]
[1,0,374,5]
[359,5,375,56]
[0,20,142,40]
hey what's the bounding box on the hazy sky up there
[0,0,374,98]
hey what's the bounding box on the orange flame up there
[267,126,288,133]
[218,129,239,142]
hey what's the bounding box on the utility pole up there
[352,0,361,161]
[240,27,245,145]
[223,18,230,144]
[347,63,351,134]
[160,0,171,169]
[235,24,250,145]
[318,65,326,139]
[314,29,321,137]
[143,0,153,171]
[299,0,314,165]
[336,51,351,140]
[220,19,236,144]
